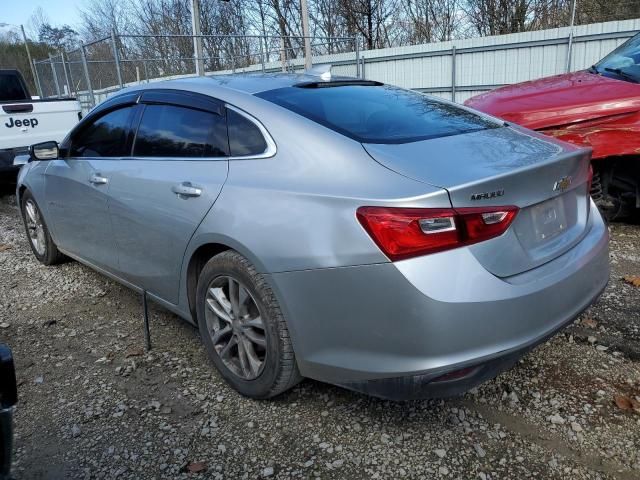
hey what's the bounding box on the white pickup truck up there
[1,69,81,177]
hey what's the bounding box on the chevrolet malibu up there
[16,74,609,400]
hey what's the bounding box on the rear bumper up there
[269,200,609,399]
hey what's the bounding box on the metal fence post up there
[361,56,366,79]
[49,54,61,97]
[451,46,457,103]
[355,37,361,78]
[33,60,44,98]
[20,24,41,97]
[60,51,71,96]
[231,36,236,73]
[280,36,286,72]
[259,36,265,73]
[191,0,205,76]
[80,44,96,108]
[111,30,124,88]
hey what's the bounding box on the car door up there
[44,104,137,270]
[101,91,229,304]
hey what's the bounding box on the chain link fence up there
[33,33,360,112]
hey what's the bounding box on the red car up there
[466,33,640,220]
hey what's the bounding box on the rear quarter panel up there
[186,98,452,274]
[177,94,452,318]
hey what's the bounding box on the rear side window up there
[0,73,29,102]
[227,109,268,156]
[70,106,134,157]
[133,104,228,158]
[256,85,498,144]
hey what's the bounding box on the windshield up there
[594,33,640,83]
[256,84,498,144]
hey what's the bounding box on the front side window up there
[70,106,134,157]
[133,104,228,158]
[227,109,268,156]
[256,84,498,144]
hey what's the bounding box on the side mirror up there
[0,345,16,409]
[29,141,59,161]
[12,154,30,167]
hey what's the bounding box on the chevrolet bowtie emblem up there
[553,176,572,192]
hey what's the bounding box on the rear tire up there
[196,250,302,399]
[20,190,66,266]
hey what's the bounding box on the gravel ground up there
[1,187,639,480]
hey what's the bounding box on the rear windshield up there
[0,72,29,102]
[256,84,497,144]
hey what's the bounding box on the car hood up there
[464,70,640,130]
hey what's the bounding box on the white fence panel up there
[355,18,640,102]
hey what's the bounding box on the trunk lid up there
[363,126,593,277]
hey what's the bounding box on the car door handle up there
[172,182,202,198]
[89,174,109,185]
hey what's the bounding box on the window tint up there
[133,104,227,158]
[0,73,29,101]
[256,85,498,144]
[70,106,134,157]
[227,109,268,156]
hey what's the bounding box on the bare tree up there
[337,0,398,49]
[403,0,461,43]
[70,0,640,64]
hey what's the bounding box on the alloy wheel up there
[24,199,46,256]
[204,275,267,380]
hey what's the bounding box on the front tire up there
[20,190,65,265]
[196,251,301,398]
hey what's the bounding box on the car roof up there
[127,72,360,96]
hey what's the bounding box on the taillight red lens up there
[356,206,518,261]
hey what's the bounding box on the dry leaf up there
[186,461,207,473]
[125,346,144,358]
[0,244,11,252]
[614,395,633,411]
[582,316,598,328]
[623,276,640,288]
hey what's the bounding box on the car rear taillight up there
[356,206,519,261]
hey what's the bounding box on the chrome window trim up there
[225,104,277,160]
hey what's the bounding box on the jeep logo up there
[5,117,39,129]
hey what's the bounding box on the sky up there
[0,0,82,32]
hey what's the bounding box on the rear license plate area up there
[530,195,567,243]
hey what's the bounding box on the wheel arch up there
[183,234,270,323]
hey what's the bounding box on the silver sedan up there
[16,73,609,400]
